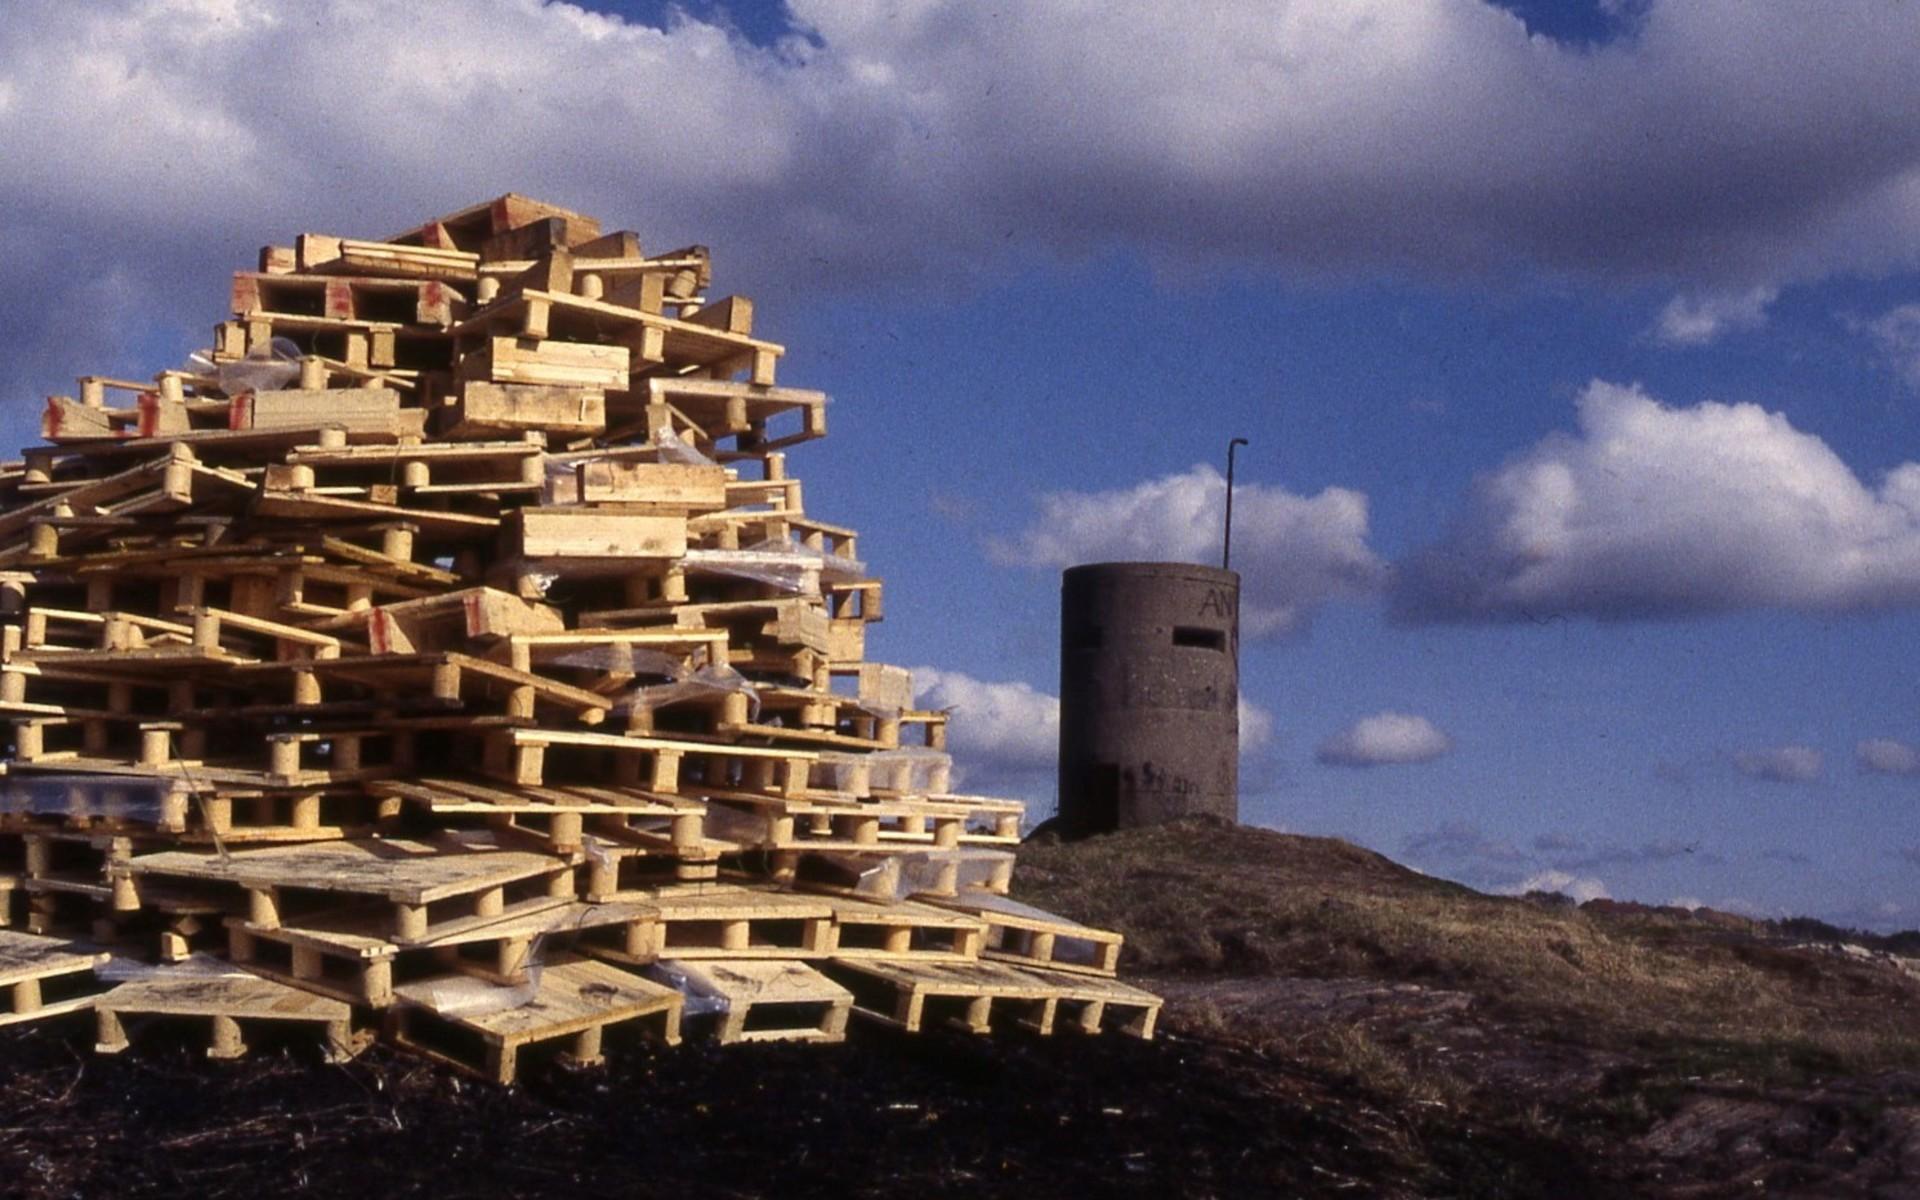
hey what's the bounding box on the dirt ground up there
[6,820,1919,1198]
[0,1016,1493,1200]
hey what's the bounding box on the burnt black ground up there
[0,1016,1607,1200]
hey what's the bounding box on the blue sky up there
[3,0,1919,929]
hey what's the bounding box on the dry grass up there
[1014,818,1920,1077]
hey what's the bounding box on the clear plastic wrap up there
[850,700,902,722]
[531,642,692,680]
[0,774,177,824]
[796,848,1015,902]
[650,425,716,467]
[898,848,1015,897]
[217,337,302,397]
[795,850,898,898]
[614,662,761,721]
[95,951,250,983]
[864,746,953,793]
[541,455,582,506]
[700,801,768,844]
[523,571,560,597]
[580,834,618,875]
[682,535,865,595]
[541,430,718,505]
[410,972,541,1018]
[811,753,868,795]
[642,959,732,1017]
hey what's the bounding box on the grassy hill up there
[1015,817,1920,1194]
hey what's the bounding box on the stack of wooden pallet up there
[0,195,1159,1083]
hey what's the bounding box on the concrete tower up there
[1056,562,1240,836]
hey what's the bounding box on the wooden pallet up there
[487,726,814,797]
[371,775,702,856]
[577,833,725,891]
[20,829,141,913]
[795,847,1017,902]
[127,836,575,946]
[387,954,681,1085]
[657,958,851,1045]
[821,896,987,964]
[0,192,1144,1078]
[583,885,832,962]
[95,971,361,1061]
[928,891,1124,977]
[826,959,1161,1039]
[0,929,110,1026]
[225,898,656,1008]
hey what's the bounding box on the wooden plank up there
[358,587,564,655]
[442,382,605,439]
[572,461,727,511]
[0,929,110,987]
[0,935,113,1026]
[509,509,687,561]
[297,234,479,282]
[128,837,568,906]
[232,388,418,437]
[460,336,628,390]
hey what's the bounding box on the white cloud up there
[8,2,1920,418]
[1863,304,1920,389]
[912,666,1059,776]
[1237,696,1276,755]
[1733,745,1824,784]
[911,666,1275,799]
[992,465,1386,637]
[1316,712,1453,767]
[1395,380,1920,622]
[1653,286,1778,346]
[1503,869,1610,904]
[1858,738,1920,776]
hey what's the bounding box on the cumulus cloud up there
[912,667,1058,779]
[1317,712,1453,767]
[992,465,1386,637]
[1653,286,1778,346]
[1503,869,1610,904]
[1394,381,1920,622]
[1857,738,1920,776]
[912,666,1274,800]
[1733,745,1824,784]
[10,2,1920,419]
